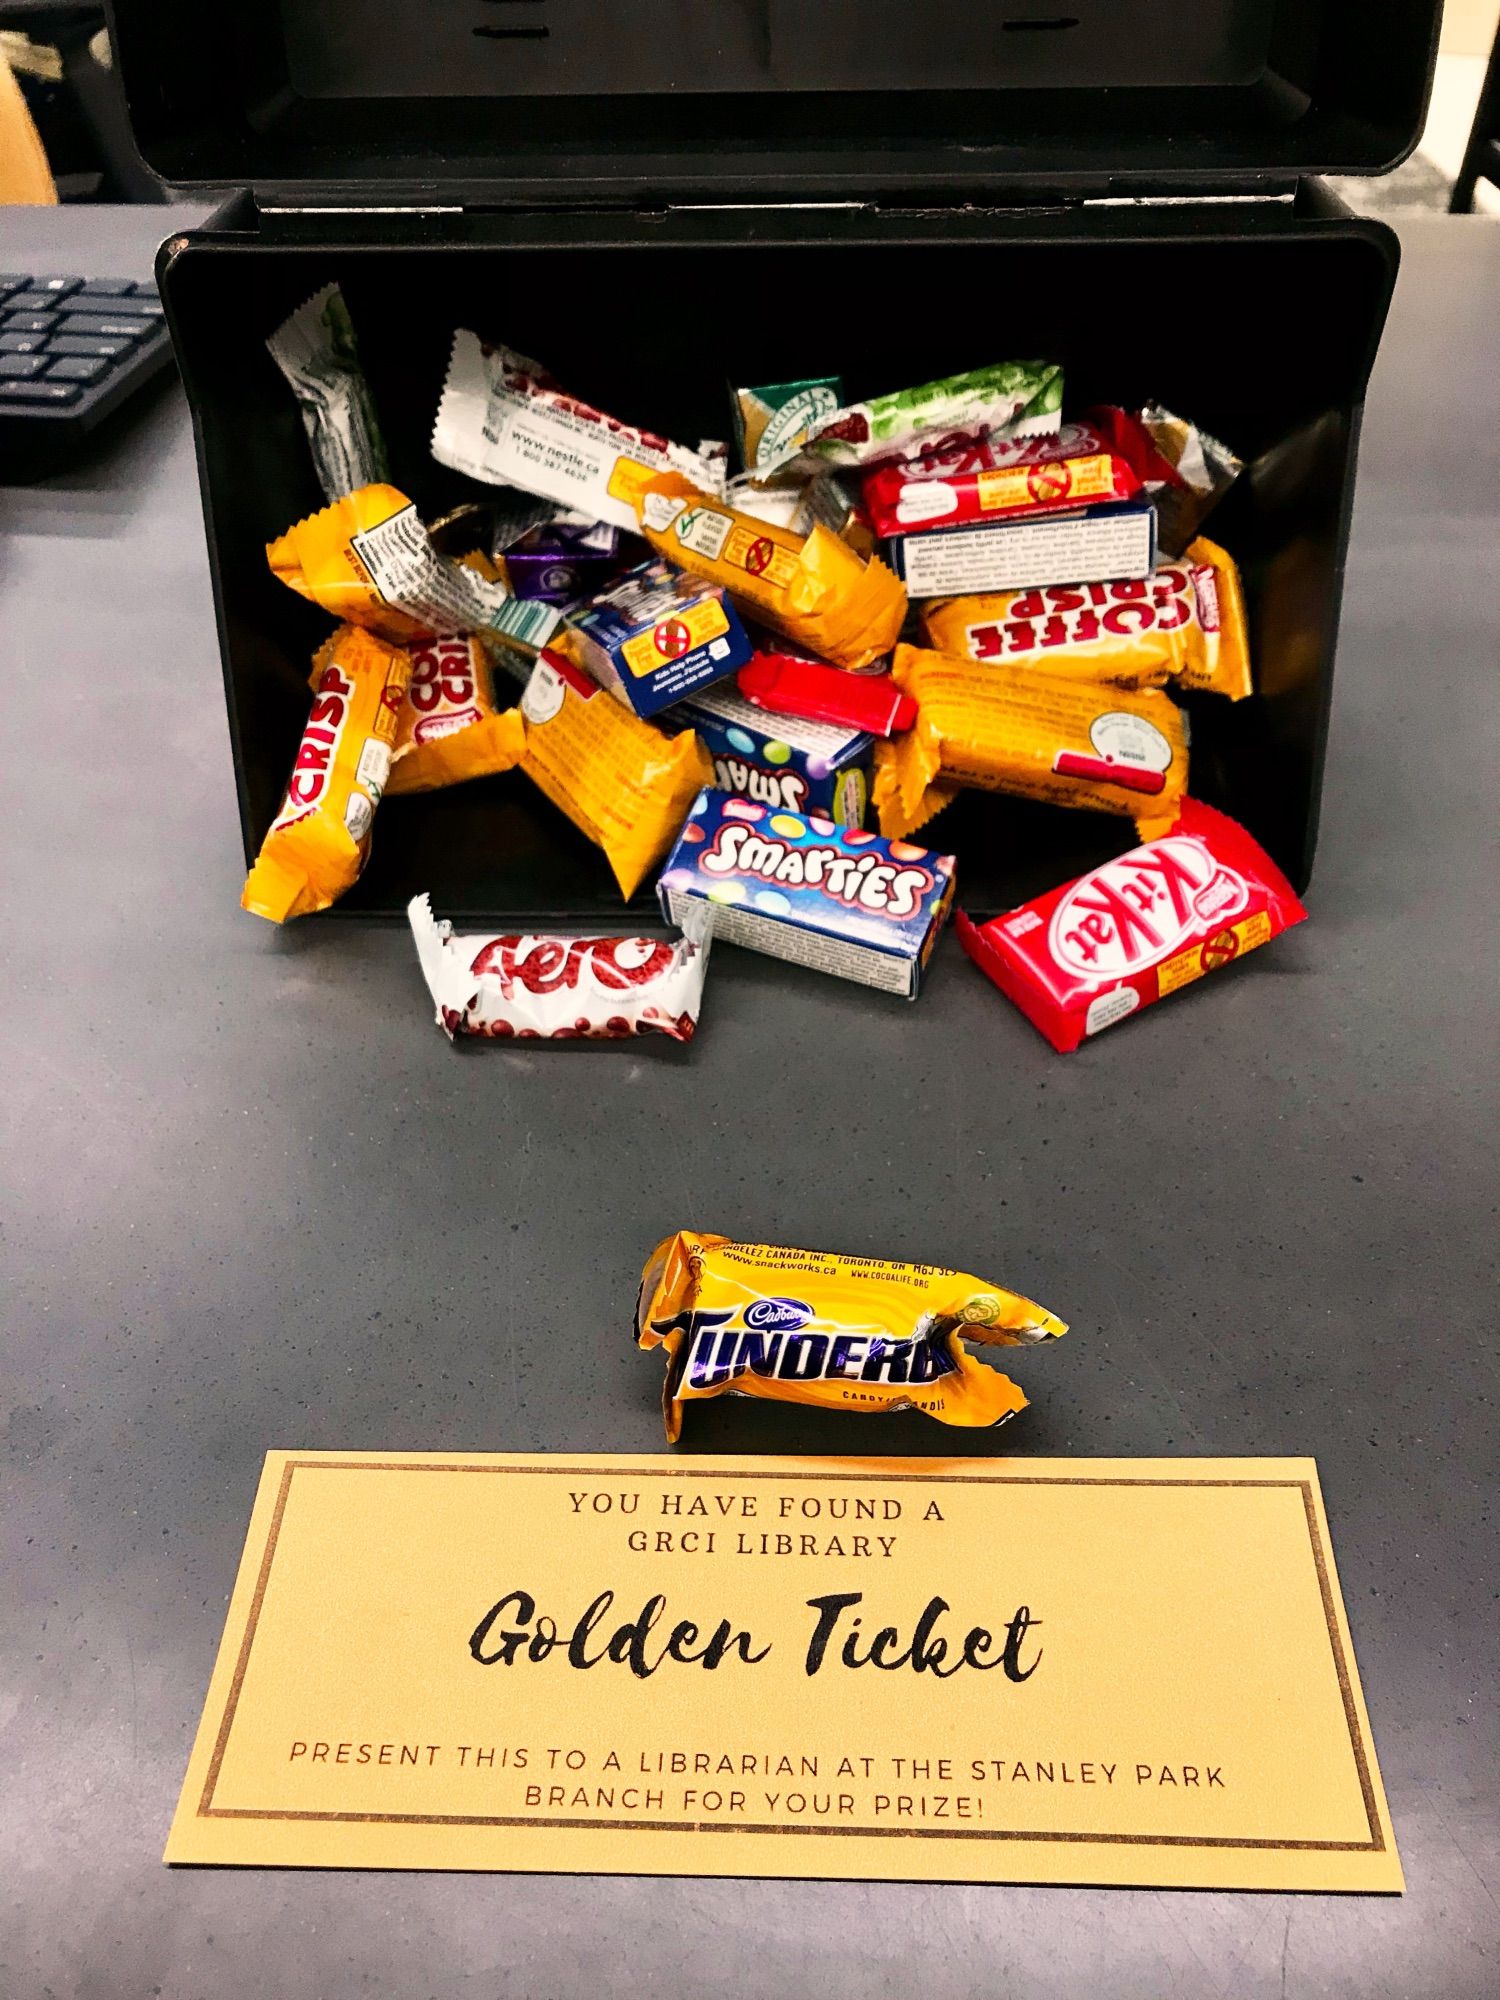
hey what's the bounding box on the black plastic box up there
[110,1,1441,919]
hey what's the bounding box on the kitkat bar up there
[955,799,1307,1053]
[738,653,917,737]
[862,423,1143,539]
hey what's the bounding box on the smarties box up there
[657,788,955,998]
[669,681,873,828]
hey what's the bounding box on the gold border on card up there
[198,1462,1385,1854]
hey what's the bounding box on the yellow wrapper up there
[921,536,1251,700]
[638,1229,1066,1444]
[243,626,412,923]
[385,633,525,796]
[267,483,547,651]
[637,473,906,671]
[518,637,714,900]
[874,643,1188,840]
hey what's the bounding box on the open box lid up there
[108,0,1441,207]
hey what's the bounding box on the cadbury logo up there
[1047,836,1249,979]
[744,1297,813,1334]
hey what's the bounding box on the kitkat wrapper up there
[875,643,1188,840]
[637,473,905,671]
[518,638,714,899]
[267,483,559,654]
[638,1229,1066,1443]
[242,625,412,923]
[387,633,526,795]
[921,537,1251,700]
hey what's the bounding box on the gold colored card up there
[166,1453,1401,1891]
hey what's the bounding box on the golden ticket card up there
[166,1453,1401,1892]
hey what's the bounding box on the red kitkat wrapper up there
[862,423,1143,540]
[955,799,1307,1052]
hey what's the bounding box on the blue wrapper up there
[567,558,754,718]
[657,788,956,998]
[669,682,873,828]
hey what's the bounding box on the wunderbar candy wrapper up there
[265,283,390,502]
[874,643,1189,840]
[517,639,715,900]
[242,625,411,923]
[638,1229,1066,1443]
[267,484,562,654]
[955,798,1307,1053]
[408,895,712,1044]
[432,332,728,533]
[920,536,1252,700]
[758,359,1063,478]
[637,473,906,672]
[387,633,526,795]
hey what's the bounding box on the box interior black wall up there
[161,196,1396,919]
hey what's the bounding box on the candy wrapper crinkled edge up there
[266,284,390,502]
[408,896,714,1044]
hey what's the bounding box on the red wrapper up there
[737,652,917,737]
[408,896,712,1043]
[862,423,1144,539]
[955,801,1307,1053]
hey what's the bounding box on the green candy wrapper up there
[761,360,1064,477]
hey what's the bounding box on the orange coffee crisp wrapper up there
[386,633,525,796]
[266,482,552,651]
[638,1229,1066,1444]
[242,625,412,923]
[518,638,714,900]
[636,473,906,671]
[921,536,1251,700]
[874,643,1188,840]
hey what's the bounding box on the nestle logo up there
[744,1297,813,1333]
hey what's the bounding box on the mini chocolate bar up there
[757,359,1064,478]
[657,788,955,998]
[955,799,1307,1052]
[862,423,1142,539]
[409,896,713,1044]
[638,1229,1066,1442]
[505,522,625,604]
[565,557,753,718]
[887,497,1157,600]
[738,652,917,738]
[432,332,728,531]
[669,681,873,826]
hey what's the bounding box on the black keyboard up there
[0,272,173,477]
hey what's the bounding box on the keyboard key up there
[9,291,76,313]
[3,312,55,334]
[0,378,81,404]
[46,354,109,383]
[0,274,28,296]
[6,300,61,322]
[0,353,47,378]
[49,333,132,359]
[0,330,48,353]
[30,276,83,296]
[92,294,164,318]
[57,314,148,341]
[77,278,135,298]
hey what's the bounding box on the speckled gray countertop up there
[3,205,1496,2000]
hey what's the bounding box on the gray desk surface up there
[3,203,1497,2000]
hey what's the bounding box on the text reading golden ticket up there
[166,1453,1401,1891]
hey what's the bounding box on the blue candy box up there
[669,681,873,828]
[567,557,753,718]
[657,788,956,999]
